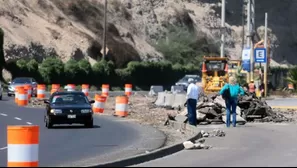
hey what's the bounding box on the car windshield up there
[51,94,89,104]
[12,78,31,84]
[178,76,201,83]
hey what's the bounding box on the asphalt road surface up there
[0,93,164,167]
[134,123,297,167]
[266,98,297,107]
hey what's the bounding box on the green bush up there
[7,57,200,89]
[92,60,115,85]
[64,59,80,84]
[114,61,200,90]
[39,57,64,84]
[77,59,93,84]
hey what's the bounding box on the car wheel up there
[45,118,53,129]
[0,95,2,100]
[85,120,94,128]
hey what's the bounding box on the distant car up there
[7,77,38,97]
[175,75,201,91]
[44,91,95,129]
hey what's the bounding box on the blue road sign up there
[254,48,267,63]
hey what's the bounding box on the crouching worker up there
[218,76,245,127]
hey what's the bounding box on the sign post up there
[242,47,251,82]
[254,47,267,98]
[264,12,268,97]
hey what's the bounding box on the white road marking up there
[14,117,22,121]
[0,146,7,150]
[26,122,32,125]
[0,113,7,116]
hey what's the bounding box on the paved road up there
[0,95,164,167]
[266,98,297,108]
[134,123,297,167]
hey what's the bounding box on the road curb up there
[88,121,202,167]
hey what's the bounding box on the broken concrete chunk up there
[198,107,210,114]
[194,143,202,149]
[202,132,209,137]
[212,129,226,137]
[196,111,207,121]
[183,141,195,149]
[196,101,204,108]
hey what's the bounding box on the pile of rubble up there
[30,98,46,107]
[183,129,226,150]
[174,93,290,125]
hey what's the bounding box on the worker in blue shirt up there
[219,76,245,127]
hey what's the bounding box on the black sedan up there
[44,91,95,128]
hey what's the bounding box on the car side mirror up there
[44,100,50,104]
[89,100,95,104]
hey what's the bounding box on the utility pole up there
[251,0,256,34]
[102,0,107,60]
[246,0,255,81]
[264,12,268,97]
[241,0,245,51]
[220,0,226,58]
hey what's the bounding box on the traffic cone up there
[202,63,207,72]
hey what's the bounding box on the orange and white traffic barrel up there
[24,84,32,100]
[115,96,128,117]
[92,94,106,113]
[37,84,46,99]
[125,84,133,96]
[14,86,22,104]
[7,125,39,167]
[51,84,60,95]
[102,84,109,97]
[67,84,76,91]
[82,84,89,96]
[17,87,28,106]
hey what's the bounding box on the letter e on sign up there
[256,50,264,58]
[254,48,266,63]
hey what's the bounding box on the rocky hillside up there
[0,0,296,67]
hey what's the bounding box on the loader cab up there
[201,56,229,93]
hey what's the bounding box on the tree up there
[39,57,64,84]
[64,59,79,83]
[155,26,217,65]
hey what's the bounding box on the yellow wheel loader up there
[201,56,229,93]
